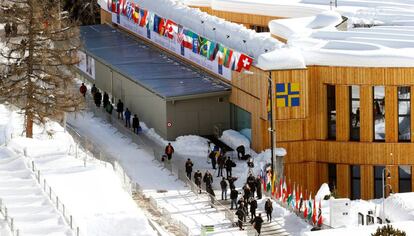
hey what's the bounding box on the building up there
[95,0,414,200]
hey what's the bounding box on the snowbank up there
[315,183,331,201]
[219,129,250,150]
[384,192,414,222]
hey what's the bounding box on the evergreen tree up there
[372,224,406,236]
[0,0,83,138]
[63,0,100,25]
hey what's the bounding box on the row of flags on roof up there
[108,0,254,72]
[260,168,323,226]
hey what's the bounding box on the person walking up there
[249,197,257,222]
[194,170,202,193]
[132,114,140,134]
[11,22,17,36]
[206,184,215,208]
[4,23,11,37]
[265,199,273,222]
[185,158,193,180]
[256,176,263,199]
[124,108,131,128]
[247,173,256,197]
[116,99,124,120]
[210,149,217,170]
[91,84,97,96]
[203,170,213,189]
[235,206,245,231]
[225,157,234,178]
[230,188,238,210]
[79,83,87,97]
[253,213,264,236]
[164,143,174,161]
[103,92,109,109]
[94,90,102,107]
[243,184,251,200]
[217,152,225,177]
[220,177,228,200]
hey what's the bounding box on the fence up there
[0,198,19,236]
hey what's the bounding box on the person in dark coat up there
[4,23,11,37]
[11,22,17,36]
[247,173,256,197]
[264,199,273,222]
[91,84,97,96]
[116,99,124,120]
[103,92,109,109]
[243,184,251,201]
[124,108,131,128]
[210,150,217,170]
[79,83,87,97]
[164,143,174,161]
[225,157,233,178]
[236,145,245,160]
[256,176,262,199]
[94,90,102,107]
[194,170,202,193]
[235,206,245,230]
[132,114,140,134]
[238,201,247,222]
[203,170,213,189]
[230,188,238,210]
[253,213,264,236]
[249,197,258,222]
[220,177,228,200]
[185,158,193,180]
[206,184,215,207]
[105,102,113,114]
[217,152,225,177]
[228,176,238,190]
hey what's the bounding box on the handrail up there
[0,198,20,236]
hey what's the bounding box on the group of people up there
[209,145,236,178]
[80,83,142,134]
[4,22,17,37]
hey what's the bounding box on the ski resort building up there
[89,0,414,200]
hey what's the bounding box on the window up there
[230,104,252,141]
[327,85,336,140]
[398,87,411,141]
[328,164,337,192]
[373,86,385,141]
[351,165,361,200]
[350,86,360,141]
[374,166,385,199]
[399,166,412,193]
[250,25,269,33]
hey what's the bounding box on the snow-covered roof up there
[384,192,414,222]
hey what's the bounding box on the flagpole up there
[268,71,275,180]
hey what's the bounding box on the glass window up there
[351,165,361,200]
[374,86,385,141]
[230,104,252,141]
[374,166,385,199]
[398,87,411,142]
[250,25,269,33]
[399,166,412,193]
[328,164,337,192]
[350,86,360,141]
[327,85,336,140]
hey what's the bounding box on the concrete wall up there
[166,96,230,140]
[94,60,112,94]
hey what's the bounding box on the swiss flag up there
[236,54,253,72]
[164,19,178,39]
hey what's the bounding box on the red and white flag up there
[236,54,253,72]
[164,19,178,39]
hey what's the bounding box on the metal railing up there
[0,198,19,236]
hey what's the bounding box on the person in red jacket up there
[165,143,174,161]
[79,83,87,97]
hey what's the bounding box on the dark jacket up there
[217,155,225,168]
[103,93,109,106]
[124,109,131,120]
[225,159,233,170]
[185,161,193,173]
[91,85,97,95]
[250,199,258,212]
[194,172,202,185]
[165,145,174,155]
[116,101,124,112]
[228,177,237,190]
[230,189,238,200]
[265,201,273,213]
[235,208,245,220]
[132,117,139,128]
[220,179,228,190]
[254,216,264,229]
[203,173,213,186]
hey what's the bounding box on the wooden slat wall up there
[336,85,350,141]
[360,85,373,142]
[385,86,398,142]
[100,9,112,24]
[388,165,399,194]
[336,164,350,198]
[361,165,374,199]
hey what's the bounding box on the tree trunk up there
[26,112,33,138]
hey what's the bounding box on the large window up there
[350,86,360,141]
[374,86,385,141]
[351,165,361,200]
[398,87,411,142]
[250,25,269,33]
[399,166,412,193]
[327,85,336,140]
[328,164,337,192]
[230,104,252,141]
[374,166,385,199]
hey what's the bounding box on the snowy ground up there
[0,105,156,236]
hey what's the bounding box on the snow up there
[0,105,156,236]
[98,0,306,70]
[219,129,250,150]
[315,183,331,201]
[384,192,414,222]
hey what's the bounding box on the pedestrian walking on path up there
[249,197,257,222]
[203,170,213,189]
[265,198,273,222]
[225,157,234,178]
[79,83,87,97]
[124,108,131,128]
[164,143,174,161]
[235,206,245,231]
[116,99,124,120]
[220,177,228,200]
[253,213,264,236]
[217,152,225,177]
[185,158,193,180]
[103,92,109,109]
[194,170,202,193]
[230,188,238,210]
[256,176,262,199]
[132,114,140,134]
[91,84,97,96]
[94,90,102,107]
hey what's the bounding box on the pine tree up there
[63,0,100,25]
[372,224,406,236]
[0,0,83,138]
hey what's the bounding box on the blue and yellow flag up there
[276,83,300,107]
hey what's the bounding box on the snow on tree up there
[63,0,100,25]
[0,0,83,138]
[372,225,407,236]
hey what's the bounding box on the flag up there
[132,5,139,24]
[260,169,265,192]
[125,1,134,20]
[164,19,178,39]
[296,186,301,211]
[236,54,253,72]
[307,194,313,221]
[118,0,125,14]
[231,51,240,71]
[291,183,296,209]
[182,29,195,50]
[111,0,117,12]
[277,177,282,200]
[158,18,167,35]
[217,44,225,65]
[147,12,154,29]
[317,200,323,226]
[266,171,271,192]
[198,36,209,57]
[176,25,184,44]
[287,182,292,205]
[107,0,112,11]
[122,0,128,15]
[192,33,200,54]
[303,200,308,218]
[208,42,219,61]
[312,198,317,224]
[299,189,303,213]
[139,9,148,27]
[223,48,233,68]
[271,172,277,196]
[282,178,287,203]
[153,14,161,33]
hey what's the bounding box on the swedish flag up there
[276,83,300,107]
